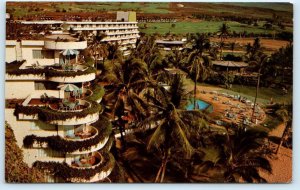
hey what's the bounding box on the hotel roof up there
[155,40,185,45]
[212,61,248,68]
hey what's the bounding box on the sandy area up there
[260,144,292,183]
[189,82,266,127]
[259,122,292,183]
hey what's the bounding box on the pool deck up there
[195,90,266,127]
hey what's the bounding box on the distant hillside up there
[6,2,293,22]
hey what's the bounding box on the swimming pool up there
[186,99,213,112]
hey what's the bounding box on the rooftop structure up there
[155,39,187,51]
[212,60,248,73]
[5,34,114,182]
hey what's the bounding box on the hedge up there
[14,101,102,122]
[86,85,105,102]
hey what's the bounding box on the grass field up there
[138,21,290,35]
[218,84,292,106]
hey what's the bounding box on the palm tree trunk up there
[160,159,168,182]
[281,65,285,83]
[155,161,164,182]
[276,122,288,154]
[251,70,261,121]
[194,73,197,109]
[226,63,229,89]
[118,123,126,151]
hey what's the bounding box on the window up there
[32,50,54,59]
[37,149,47,157]
[34,82,46,90]
[38,148,63,158]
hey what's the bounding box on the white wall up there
[6,45,17,63]
[5,81,35,99]
[21,46,56,66]
[5,109,57,147]
[5,109,66,166]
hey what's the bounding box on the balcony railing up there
[15,100,102,125]
[70,151,103,169]
[65,125,98,141]
[33,152,115,183]
[23,115,112,153]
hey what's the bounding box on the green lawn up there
[217,84,292,106]
[138,21,289,35]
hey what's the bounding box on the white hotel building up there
[5,34,115,182]
[20,12,140,56]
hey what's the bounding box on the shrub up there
[86,85,105,102]
[14,101,102,122]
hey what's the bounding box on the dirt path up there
[260,122,292,183]
[259,144,292,183]
[269,122,286,137]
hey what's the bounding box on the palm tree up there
[229,41,236,54]
[138,74,208,182]
[107,42,123,61]
[249,54,269,121]
[218,23,230,60]
[215,125,273,182]
[245,38,263,61]
[165,49,186,69]
[219,41,225,61]
[191,33,210,57]
[102,58,149,147]
[187,52,210,109]
[87,33,108,69]
[274,104,292,154]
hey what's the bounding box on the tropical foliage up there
[5,122,45,183]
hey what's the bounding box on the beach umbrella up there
[59,58,65,66]
[58,84,80,92]
[60,49,79,56]
[60,49,79,64]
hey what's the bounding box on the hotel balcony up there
[102,35,139,42]
[72,26,138,31]
[6,61,96,83]
[23,115,112,154]
[64,125,98,141]
[33,152,115,183]
[46,64,96,83]
[70,151,103,169]
[44,40,87,50]
[106,30,139,36]
[15,97,102,125]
